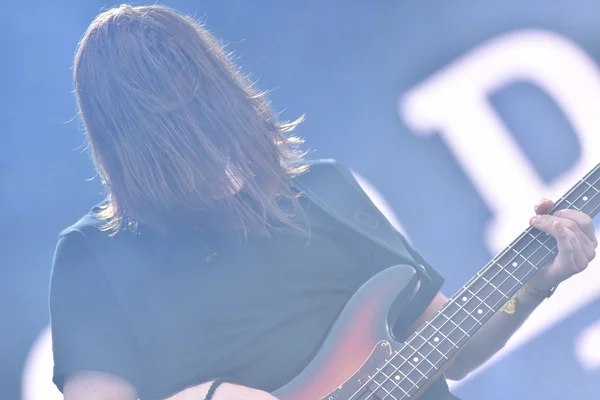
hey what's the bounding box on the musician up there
[49,4,597,400]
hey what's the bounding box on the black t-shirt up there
[49,197,457,399]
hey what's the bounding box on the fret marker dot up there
[434,337,440,342]
[477,309,483,314]
[462,296,468,302]
[512,262,518,267]
[583,196,589,201]
[413,357,419,362]
[395,375,400,381]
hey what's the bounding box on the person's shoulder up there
[52,202,150,285]
[54,202,147,272]
[294,158,343,171]
[59,203,105,238]
[291,158,355,184]
[58,202,140,245]
[290,158,364,197]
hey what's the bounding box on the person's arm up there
[51,232,279,400]
[63,372,278,400]
[63,371,137,400]
[413,289,545,380]
[165,381,278,400]
[411,198,597,380]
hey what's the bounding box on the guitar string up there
[361,170,600,400]
[348,166,600,400]
[380,173,600,400]
[364,228,559,400]
[392,172,600,399]
[392,196,600,400]
[385,175,600,400]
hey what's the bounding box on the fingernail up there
[535,199,547,209]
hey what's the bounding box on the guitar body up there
[272,265,422,400]
[270,164,600,400]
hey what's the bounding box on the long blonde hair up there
[74,4,307,235]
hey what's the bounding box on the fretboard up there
[365,163,600,400]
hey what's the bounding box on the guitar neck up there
[378,163,600,397]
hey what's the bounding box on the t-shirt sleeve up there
[392,232,445,335]
[397,233,444,296]
[49,230,139,392]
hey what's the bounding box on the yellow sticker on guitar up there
[502,295,517,314]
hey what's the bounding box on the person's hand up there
[211,383,279,400]
[166,381,279,400]
[528,198,597,291]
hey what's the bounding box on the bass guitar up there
[272,163,600,400]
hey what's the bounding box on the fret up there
[558,179,588,209]
[377,371,411,398]
[526,231,555,255]
[377,387,397,400]
[464,288,492,310]
[494,248,526,268]
[512,241,544,270]
[571,185,598,210]
[366,373,401,400]
[583,169,600,187]
[583,179,600,192]
[393,354,430,388]
[521,245,549,269]
[405,342,437,369]
[460,291,494,313]
[562,198,580,211]
[465,279,506,313]
[441,300,482,335]
[421,343,449,366]
[430,345,449,362]
[519,261,544,283]
[428,330,456,355]
[479,275,509,299]
[507,236,527,253]
[407,332,449,366]
[502,267,526,290]
[395,351,408,363]
[444,296,492,320]
[481,265,522,295]
[493,250,519,269]
[503,261,532,285]
[437,311,470,337]
[419,324,457,355]
[372,368,409,399]
[555,167,600,217]
[585,165,600,185]
[403,360,427,380]
[435,313,470,349]
[581,195,600,215]
[378,362,416,397]
[380,362,401,379]
[401,344,428,369]
[506,249,536,271]
[436,330,459,350]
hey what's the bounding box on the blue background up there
[2,1,599,399]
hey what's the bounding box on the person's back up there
[54,197,432,398]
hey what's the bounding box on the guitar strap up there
[290,159,431,282]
